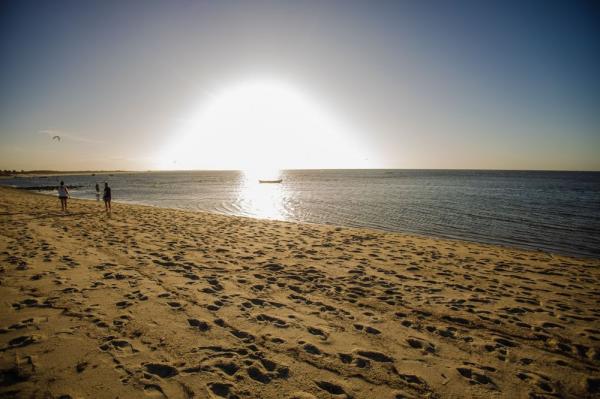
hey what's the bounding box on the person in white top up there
[57,181,69,212]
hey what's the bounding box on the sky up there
[0,0,598,171]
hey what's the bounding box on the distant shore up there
[2,168,600,177]
[0,170,134,178]
[1,186,599,398]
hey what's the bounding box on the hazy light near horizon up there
[0,1,598,171]
[157,79,372,173]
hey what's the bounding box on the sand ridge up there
[0,187,599,398]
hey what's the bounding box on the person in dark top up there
[103,182,112,212]
[95,183,100,201]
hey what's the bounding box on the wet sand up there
[1,187,599,398]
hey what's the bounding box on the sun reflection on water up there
[237,170,287,220]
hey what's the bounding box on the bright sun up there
[157,79,371,172]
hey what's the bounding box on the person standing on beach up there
[103,182,112,212]
[95,183,100,201]
[57,181,69,212]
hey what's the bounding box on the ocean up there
[3,170,599,259]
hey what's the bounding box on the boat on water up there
[258,179,282,184]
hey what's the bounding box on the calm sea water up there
[3,170,599,259]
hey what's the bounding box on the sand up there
[0,186,599,399]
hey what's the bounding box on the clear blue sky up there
[1,0,598,170]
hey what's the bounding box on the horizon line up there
[3,167,600,174]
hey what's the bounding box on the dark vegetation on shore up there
[1,170,130,177]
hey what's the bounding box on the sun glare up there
[157,79,371,172]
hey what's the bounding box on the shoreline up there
[1,186,599,398]
[9,185,598,261]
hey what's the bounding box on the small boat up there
[259,179,282,184]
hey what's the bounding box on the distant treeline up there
[1,170,23,176]
[1,170,128,176]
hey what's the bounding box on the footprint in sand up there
[188,318,211,331]
[302,343,322,355]
[213,361,239,376]
[247,366,271,384]
[516,371,560,395]
[406,337,436,354]
[144,383,167,398]
[354,350,393,363]
[353,323,381,335]
[144,363,179,378]
[307,326,328,340]
[5,334,43,349]
[338,353,370,368]
[314,380,348,396]
[115,300,132,309]
[457,367,496,387]
[256,313,289,328]
[167,301,183,309]
[207,382,234,398]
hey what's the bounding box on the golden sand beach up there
[0,187,598,398]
